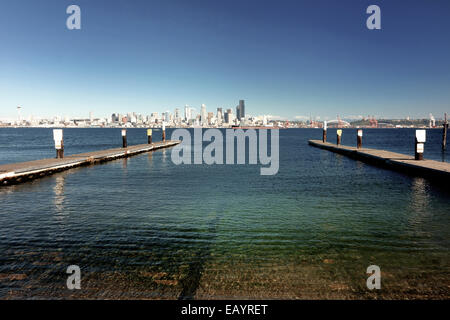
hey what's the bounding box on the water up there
[0,128,449,299]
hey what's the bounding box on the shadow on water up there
[178,214,220,300]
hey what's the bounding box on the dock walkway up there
[0,140,180,186]
[308,140,450,180]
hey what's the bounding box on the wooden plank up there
[0,140,180,186]
[308,140,450,180]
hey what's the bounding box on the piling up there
[337,129,342,146]
[415,129,426,161]
[357,129,363,149]
[443,113,448,151]
[122,129,127,148]
[57,142,64,159]
[162,123,166,142]
[322,121,327,143]
[147,129,153,144]
[53,129,64,159]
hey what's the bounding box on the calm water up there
[0,128,449,299]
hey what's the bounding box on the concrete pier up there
[0,140,180,186]
[308,140,450,180]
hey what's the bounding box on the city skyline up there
[1,101,447,124]
[1,1,450,120]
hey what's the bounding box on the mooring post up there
[162,123,166,142]
[323,121,327,143]
[122,129,127,148]
[415,129,426,160]
[443,113,448,151]
[147,129,152,144]
[357,129,363,149]
[337,129,342,146]
[53,129,64,159]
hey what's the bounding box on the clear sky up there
[1,0,449,120]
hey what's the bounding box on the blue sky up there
[0,0,449,120]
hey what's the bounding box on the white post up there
[53,129,64,158]
[415,129,426,160]
[121,129,127,148]
[162,122,166,141]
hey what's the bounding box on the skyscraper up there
[225,108,233,124]
[217,108,223,124]
[207,112,214,125]
[239,100,245,120]
[184,105,191,122]
[201,104,207,125]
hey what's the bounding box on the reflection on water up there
[0,185,14,196]
[335,154,344,167]
[407,178,432,238]
[147,152,153,166]
[409,177,430,212]
[161,149,167,163]
[356,160,364,170]
[53,174,66,217]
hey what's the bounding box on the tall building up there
[127,113,133,122]
[201,104,207,125]
[217,108,223,124]
[236,105,241,121]
[207,112,214,125]
[239,100,245,120]
[163,111,170,122]
[184,105,191,122]
[150,112,158,123]
[225,108,233,124]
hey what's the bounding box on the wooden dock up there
[308,140,450,180]
[0,140,180,186]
